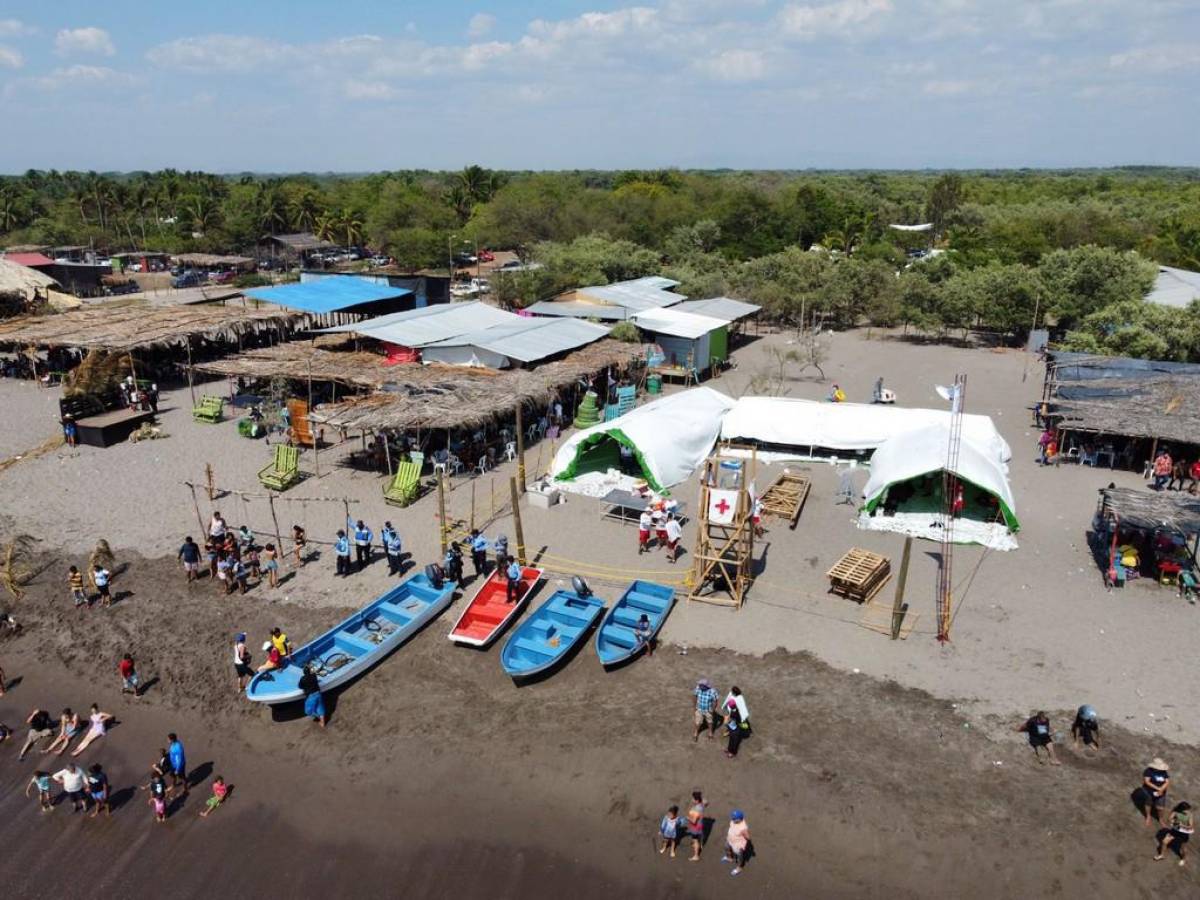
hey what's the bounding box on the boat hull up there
[500,589,606,679]
[595,580,675,667]
[448,566,544,647]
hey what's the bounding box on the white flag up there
[935,383,962,413]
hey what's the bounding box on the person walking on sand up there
[91,563,112,608]
[724,687,751,758]
[44,707,80,756]
[53,762,88,813]
[299,664,326,728]
[292,524,307,566]
[234,633,253,693]
[382,522,402,575]
[469,529,488,577]
[665,512,683,564]
[261,543,279,588]
[68,565,87,608]
[659,804,681,857]
[199,775,228,818]
[26,770,53,812]
[144,767,168,823]
[178,536,202,583]
[638,509,653,554]
[119,653,140,697]
[686,790,707,861]
[334,530,351,577]
[693,678,719,742]
[1071,705,1101,750]
[18,708,56,760]
[1015,711,1060,765]
[1155,801,1194,866]
[1142,758,1171,827]
[71,704,113,756]
[86,763,111,818]
[167,733,188,797]
[723,810,751,876]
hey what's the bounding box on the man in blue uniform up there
[382,521,403,575]
[469,529,489,578]
[334,530,351,577]
[352,519,373,570]
[505,555,522,604]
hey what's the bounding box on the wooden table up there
[599,490,687,526]
[74,408,155,448]
[826,547,891,604]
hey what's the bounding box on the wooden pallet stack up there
[826,548,891,605]
[758,470,811,529]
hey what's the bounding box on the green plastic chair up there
[259,444,300,491]
[192,395,224,423]
[383,461,421,507]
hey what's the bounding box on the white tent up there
[551,386,734,492]
[720,397,1012,465]
[858,424,1019,550]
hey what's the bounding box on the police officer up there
[444,541,463,584]
[505,554,522,604]
[382,522,403,576]
[469,529,488,577]
[352,519,373,570]
[334,529,351,577]
[494,535,509,573]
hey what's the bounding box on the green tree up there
[926,173,964,234]
[1037,245,1157,326]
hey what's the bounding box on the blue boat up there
[246,572,457,704]
[500,586,606,679]
[595,580,676,667]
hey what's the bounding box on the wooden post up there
[469,479,476,532]
[267,492,284,558]
[205,462,216,501]
[185,340,196,407]
[515,402,527,493]
[509,477,527,566]
[383,432,392,477]
[342,499,351,531]
[437,471,448,556]
[188,482,205,535]
[891,536,913,640]
[490,476,496,519]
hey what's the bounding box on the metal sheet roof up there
[575,276,684,311]
[525,300,630,321]
[672,297,761,322]
[323,300,520,346]
[423,317,610,364]
[2,252,55,267]
[1147,265,1200,310]
[244,278,412,315]
[632,307,726,340]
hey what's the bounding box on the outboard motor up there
[425,562,445,590]
[572,575,591,598]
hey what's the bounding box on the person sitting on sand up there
[44,708,80,755]
[199,775,228,818]
[1015,711,1060,765]
[17,709,55,760]
[1155,801,1194,867]
[71,704,113,757]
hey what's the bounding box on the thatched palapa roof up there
[0,302,302,352]
[1053,376,1200,446]
[194,339,644,431]
[0,257,58,300]
[1100,486,1200,536]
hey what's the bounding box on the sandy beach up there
[1,328,1198,896]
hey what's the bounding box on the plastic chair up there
[432,461,448,479]
[447,453,464,475]
[504,441,517,462]
[475,457,490,476]
[527,423,540,443]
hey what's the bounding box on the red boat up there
[447,566,544,648]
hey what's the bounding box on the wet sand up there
[0,553,1197,898]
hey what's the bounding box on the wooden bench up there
[192,395,224,423]
[60,389,154,448]
[826,547,891,604]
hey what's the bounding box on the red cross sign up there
[714,498,731,515]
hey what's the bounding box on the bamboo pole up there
[383,432,392,477]
[509,477,526,566]
[205,463,216,501]
[437,471,448,556]
[891,536,913,640]
[267,492,284,559]
[515,402,527,494]
[188,483,206,535]
[185,339,196,407]
[490,476,496,519]
[469,479,476,532]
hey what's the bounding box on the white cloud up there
[0,19,34,37]
[468,13,496,39]
[0,45,22,69]
[779,0,893,38]
[55,27,115,57]
[529,7,658,42]
[922,78,973,95]
[147,35,293,72]
[1109,43,1200,72]
[343,79,398,100]
[23,65,136,91]
[703,49,767,82]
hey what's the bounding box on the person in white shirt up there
[54,763,87,812]
[209,512,227,540]
[664,512,683,563]
[638,510,653,554]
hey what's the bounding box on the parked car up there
[478,249,495,262]
[211,270,236,284]
[105,279,140,296]
[172,270,204,289]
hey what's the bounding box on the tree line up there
[2,167,1199,360]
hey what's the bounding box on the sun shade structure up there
[244,279,412,316]
[524,300,630,321]
[1146,265,1200,310]
[858,424,1020,551]
[532,276,685,321]
[0,302,301,352]
[551,386,734,493]
[420,317,610,368]
[671,297,761,322]
[720,397,1012,464]
[0,257,58,300]
[1098,487,1200,536]
[322,301,519,347]
[631,307,726,340]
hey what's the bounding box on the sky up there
[0,0,1197,172]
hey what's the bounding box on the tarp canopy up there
[245,278,412,315]
[858,424,1019,550]
[551,386,734,492]
[720,397,1012,464]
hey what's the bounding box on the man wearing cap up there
[334,530,351,577]
[724,810,751,876]
[352,519,373,570]
[1142,757,1171,826]
[505,555,522,604]
[1071,705,1101,750]
[382,521,402,575]
[693,678,719,742]
[469,530,489,578]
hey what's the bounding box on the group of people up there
[1149,447,1200,493]
[637,507,683,562]
[15,703,114,760]
[191,512,283,595]
[692,678,752,759]
[657,790,753,876]
[66,562,113,609]
[334,518,403,578]
[1016,706,1193,866]
[233,628,326,726]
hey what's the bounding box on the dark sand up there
[0,553,1198,899]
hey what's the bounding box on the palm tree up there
[255,184,288,238]
[314,213,338,243]
[335,208,364,248]
[456,165,500,205]
[0,186,21,233]
[290,190,321,233]
[446,184,472,223]
[186,194,220,236]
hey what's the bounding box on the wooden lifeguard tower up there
[686,445,756,609]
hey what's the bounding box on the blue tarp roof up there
[245,279,412,315]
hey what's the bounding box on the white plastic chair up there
[447,453,464,475]
[475,457,490,476]
[526,423,540,442]
[504,441,516,462]
[432,461,448,478]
